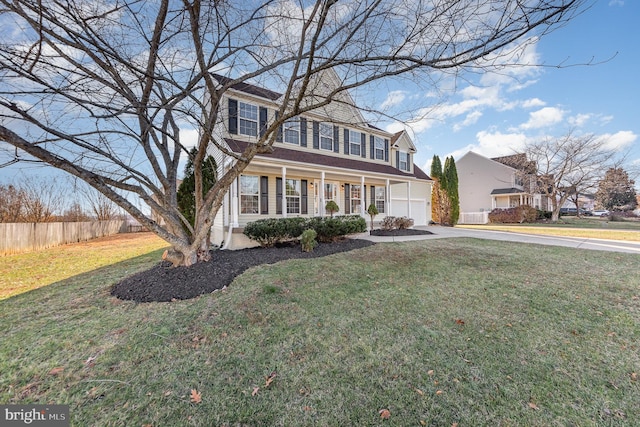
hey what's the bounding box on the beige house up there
[456,151,550,224]
[208,71,433,248]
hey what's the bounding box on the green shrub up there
[308,215,367,242]
[243,217,307,247]
[300,229,318,252]
[325,200,339,218]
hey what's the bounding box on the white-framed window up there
[286,179,301,214]
[399,151,409,171]
[239,102,258,136]
[320,123,333,151]
[374,136,385,160]
[240,175,259,214]
[284,118,300,145]
[375,186,385,213]
[350,184,361,214]
[349,130,362,156]
[324,183,336,203]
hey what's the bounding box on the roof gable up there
[390,130,416,153]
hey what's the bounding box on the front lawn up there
[1,238,638,426]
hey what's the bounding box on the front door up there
[315,181,340,216]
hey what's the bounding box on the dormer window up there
[398,151,409,171]
[374,136,385,160]
[239,102,258,136]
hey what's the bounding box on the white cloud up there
[380,91,407,110]
[445,130,530,163]
[597,130,637,151]
[521,98,546,108]
[609,1,624,6]
[453,111,483,132]
[568,113,592,127]
[519,107,565,130]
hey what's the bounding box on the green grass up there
[459,217,640,242]
[0,232,168,300]
[1,238,639,426]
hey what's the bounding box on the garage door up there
[390,199,427,226]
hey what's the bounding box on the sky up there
[1,0,638,190]
[379,0,640,177]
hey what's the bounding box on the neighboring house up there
[456,151,550,224]
[207,70,433,249]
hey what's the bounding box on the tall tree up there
[0,184,24,222]
[442,156,460,225]
[595,168,637,211]
[0,0,587,266]
[177,148,217,229]
[430,155,443,224]
[523,132,618,222]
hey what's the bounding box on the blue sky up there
[381,0,639,176]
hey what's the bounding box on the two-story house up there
[207,70,433,248]
[456,151,550,224]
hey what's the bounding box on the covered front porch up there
[490,187,534,209]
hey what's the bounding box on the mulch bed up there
[111,238,375,303]
[111,228,434,303]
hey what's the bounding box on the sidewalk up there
[356,225,640,255]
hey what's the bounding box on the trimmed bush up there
[488,206,539,224]
[300,229,318,252]
[381,216,396,231]
[243,217,307,247]
[307,215,367,242]
[394,216,414,230]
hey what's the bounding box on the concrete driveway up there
[359,225,640,255]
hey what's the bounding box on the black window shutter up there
[361,133,366,158]
[333,125,340,153]
[343,129,349,154]
[301,180,308,214]
[300,118,307,147]
[313,121,319,149]
[259,107,268,137]
[344,183,350,215]
[370,186,375,207]
[228,98,238,135]
[275,111,282,142]
[396,151,400,170]
[260,176,269,214]
[384,139,389,162]
[276,177,282,214]
[370,135,375,159]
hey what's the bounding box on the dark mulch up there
[111,238,376,303]
[369,228,434,237]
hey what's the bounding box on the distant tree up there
[61,202,92,222]
[442,157,460,225]
[523,132,617,221]
[20,178,65,222]
[430,155,444,224]
[177,148,217,228]
[595,168,637,211]
[0,184,24,222]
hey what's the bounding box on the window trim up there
[399,151,409,171]
[238,101,258,137]
[239,175,260,214]
[283,118,300,145]
[319,123,333,151]
[285,178,301,214]
[349,129,362,156]
[375,186,385,213]
[350,184,362,214]
[374,136,385,160]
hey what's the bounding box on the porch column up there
[360,175,366,216]
[407,181,411,219]
[386,179,391,216]
[281,166,287,218]
[320,171,326,216]
[231,177,239,227]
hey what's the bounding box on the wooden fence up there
[0,220,127,255]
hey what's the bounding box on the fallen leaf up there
[528,402,539,410]
[190,389,202,404]
[414,387,424,396]
[420,421,426,426]
[631,372,637,381]
[455,319,465,325]
[264,371,277,388]
[435,390,443,395]
[452,423,459,427]
[48,367,64,376]
[427,370,434,376]
[303,406,312,411]
[164,391,172,397]
[379,409,391,419]
[252,387,260,396]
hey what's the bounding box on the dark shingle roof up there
[225,139,431,181]
[490,187,527,195]
[212,73,282,101]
